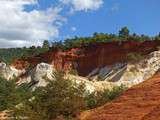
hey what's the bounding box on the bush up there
[68,69,78,75]
[73,50,83,56]
[0,73,128,120]
[0,78,32,111]
[127,53,144,63]
[13,73,87,120]
[85,85,127,109]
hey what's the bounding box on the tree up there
[42,40,50,51]
[13,72,86,120]
[119,26,130,40]
[51,41,64,51]
[0,78,32,111]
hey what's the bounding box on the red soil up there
[13,41,160,76]
[80,73,160,120]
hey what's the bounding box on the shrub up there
[68,69,78,75]
[0,78,32,111]
[13,72,87,120]
[73,50,83,56]
[85,85,127,109]
[127,53,144,63]
[0,73,128,120]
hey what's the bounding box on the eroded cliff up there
[12,41,160,76]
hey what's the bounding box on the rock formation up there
[1,48,160,93]
[88,49,160,87]
[0,62,24,80]
[12,41,160,76]
[1,41,160,92]
[18,63,56,88]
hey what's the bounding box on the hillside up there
[1,1,160,119]
[80,73,160,120]
[1,40,160,120]
[13,40,160,76]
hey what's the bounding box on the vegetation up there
[12,73,86,120]
[85,85,127,109]
[0,78,32,111]
[0,44,49,64]
[127,52,145,63]
[119,26,130,40]
[0,73,127,120]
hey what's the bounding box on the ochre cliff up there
[13,41,160,76]
[79,73,160,120]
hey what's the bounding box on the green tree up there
[119,26,130,40]
[0,78,32,111]
[42,40,50,51]
[13,72,86,120]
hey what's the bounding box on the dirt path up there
[80,73,160,120]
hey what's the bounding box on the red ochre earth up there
[79,73,160,120]
[13,40,160,76]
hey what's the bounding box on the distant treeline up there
[0,42,49,64]
[0,27,160,64]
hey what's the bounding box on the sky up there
[0,0,160,48]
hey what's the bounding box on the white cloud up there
[71,26,77,31]
[0,0,103,48]
[0,0,65,48]
[60,0,103,12]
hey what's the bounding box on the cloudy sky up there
[0,0,160,48]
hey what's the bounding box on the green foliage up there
[49,26,155,51]
[119,26,130,40]
[51,41,64,51]
[13,73,86,120]
[68,69,78,75]
[127,53,144,62]
[85,85,127,109]
[73,50,83,56]
[0,72,128,120]
[42,40,50,51]
[0,78,32,111]
[0,41,50,64]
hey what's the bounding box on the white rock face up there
[1,50,160,93]
[19,63,56,88]
[0,62,24,80]
[88,50,160,88]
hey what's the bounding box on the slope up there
[80,73,160,120]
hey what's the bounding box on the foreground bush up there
[13,73,87,120]
[0,73,127,120]
[0,78,32,111]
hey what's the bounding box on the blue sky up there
[0,0,160,47]
[32,0,160,40]
[62,0,160,38]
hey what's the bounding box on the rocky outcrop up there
[18,63,56,88]
[75,41,160,76]
[2,49,160,92]
[88,49,160,87]
[0,62,24,80]
[2,41,160,92]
